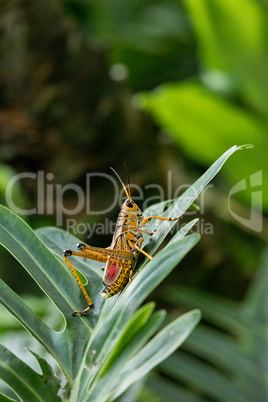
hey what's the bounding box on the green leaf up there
[27,350,62,396]
[75,234,200,401]
[0,146,249,400]
[184,325,266,387]
[87,234,200,362]
[85,308,166,402]
[243,248,268,326]
[99,302,156,377]
[0,345,61,402]
[240,249,268,397]
[163,285,266,337]
[160,353,248,402]
[116,377,147,402]
[119,235,200,313]
[0,206,91,320]
[146,373,203,402]
[112,310,201,399]
[163,248,268,401]
[142,144,248,256]
[184,0,268,114]
[0,392,16,401]
[139,82,261,166]
[0,206,94,380]
[139,82,265,208]
[168,218,199,245]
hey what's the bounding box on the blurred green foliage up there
[138,83,266,209]
[0,0,267,400]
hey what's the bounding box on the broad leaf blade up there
[163,285,265,336]
[112,309,201,399]
[82,306,166,401]
[119,234,200,312]
[0,206,94,380]
[184,0,268,115]
[0,345,61,402]
[99,302,156,377]
[0,392,15,401]
[160,353,248,402]
[0,206,90,319]
[28,350,62,395]
[80,234,200,401]
[147,373,202,402]
[0,279,55,359]
[184,325,266,387]
[77,308,166,401]
[142,145,246,256]
[86,234,200,367]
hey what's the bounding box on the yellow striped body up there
[101,199,144,298]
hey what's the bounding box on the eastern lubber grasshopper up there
[63,168,181,316]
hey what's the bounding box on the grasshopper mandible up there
[63,168,181,316]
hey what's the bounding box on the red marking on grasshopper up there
[104,259,121,286]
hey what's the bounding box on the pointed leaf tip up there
[237,144,254,150]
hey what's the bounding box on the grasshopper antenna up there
[110,167,130,199]
[124,162,131,199]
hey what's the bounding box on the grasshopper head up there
[122,198,143,221]
[123,198,139,211]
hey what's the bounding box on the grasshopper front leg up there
[133,215,181,260]
[141,214,181,227]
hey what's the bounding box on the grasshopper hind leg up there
[63,249,94,316]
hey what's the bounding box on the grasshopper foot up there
[71,304,94,317]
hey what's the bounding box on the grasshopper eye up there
[126,200,133,208]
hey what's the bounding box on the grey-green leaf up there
[0,345,61,402]
[112,309,201,399]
